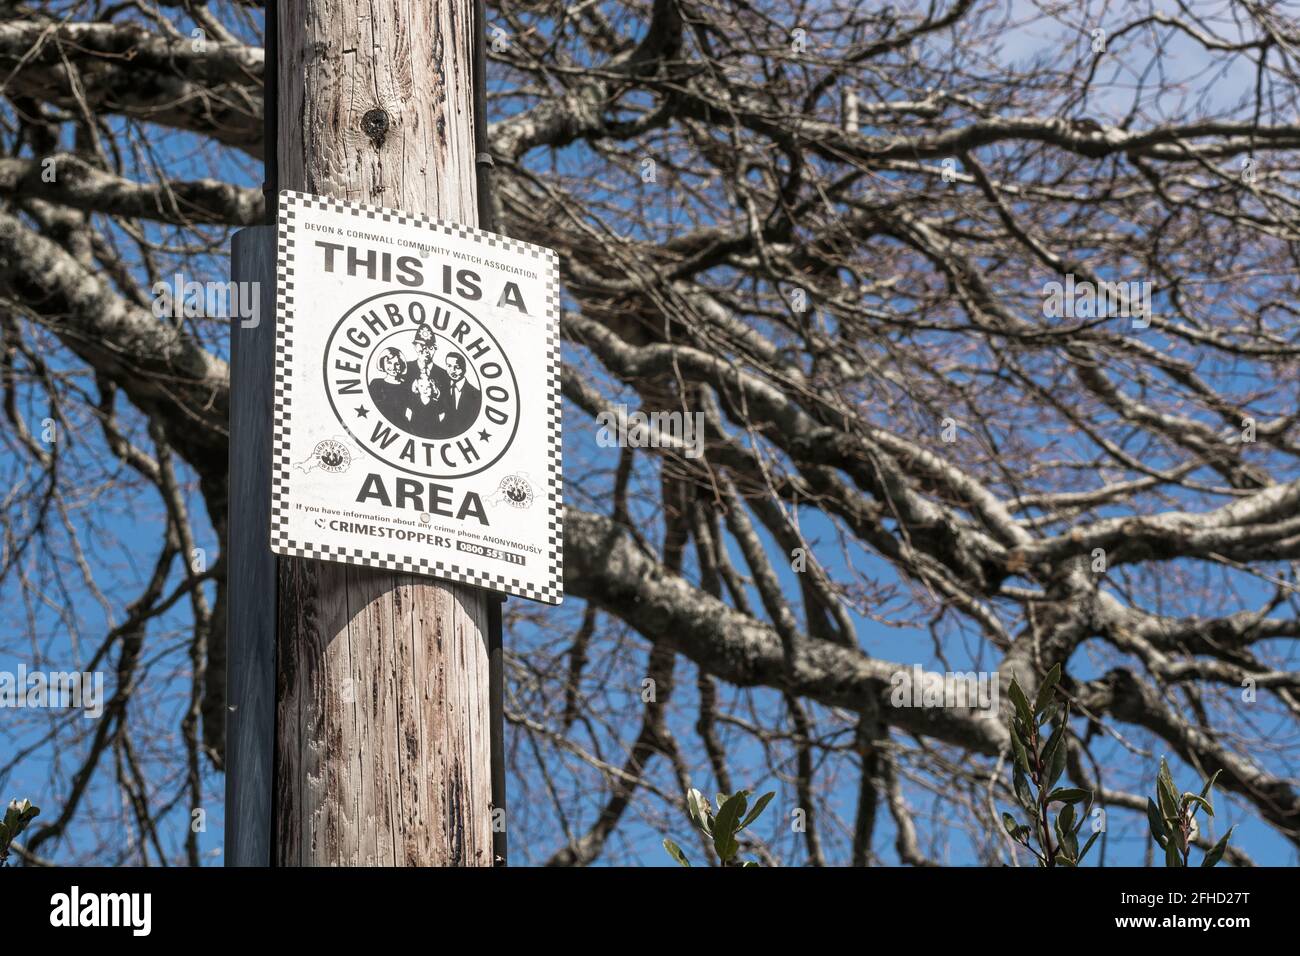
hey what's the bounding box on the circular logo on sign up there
[323,290,520,479]
[493,474,535,509]
[312,439,351,473]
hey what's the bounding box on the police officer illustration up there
[407,324,454,438]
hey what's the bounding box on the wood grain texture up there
[273,0,492,866]
[277,0,479,221]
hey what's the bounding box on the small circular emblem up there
[493,474,535,509]
[313,439,351,473]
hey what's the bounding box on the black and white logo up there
[323,290,520,479]
[296,437,356,474]
[491,473,537,509]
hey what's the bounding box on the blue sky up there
[1,0,1296,867]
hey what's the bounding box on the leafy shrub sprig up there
[0,799,39,866]
[1148,759,1233,867]
[1000,664,1099,867]
[664,788,774,867]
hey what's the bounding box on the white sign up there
[271,191,562,604]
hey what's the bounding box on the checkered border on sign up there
[269,190,563,604]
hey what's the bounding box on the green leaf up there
[1156,759,1180,823]
[713,832,738,863]
[712,792,748,861]
[728,790,750,824]
[1182,793,1213,818]
[1039,696,1062,729]
[0,801,37,857]
[1000,811,1031,845]
[1040,715,1066,771]
[1169,820,1187,855]
[1044,729,1068,791]
[1164,837,1183,867]
[1146,797,1168,847]
[686,788,713,836]
[1013,769,1036,813]
[741,860,760,867]
[1062,828,1079,859]
[1201,827,1233,867]
[1047,787,1089,805]
[1032,663,1062,718]
[1078,830,1100,864]
[717,789,749,813]
[1008,678,1035,735]
[1055,805,1078,859]
[1199,770,1222,817]
[1010,727,1032,776]
[662,839,691,867]
[739,791,775,831]
[1157,756,1176,791]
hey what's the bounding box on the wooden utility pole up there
[255,0,494,866]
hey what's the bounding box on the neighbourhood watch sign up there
[271,191,563,604]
